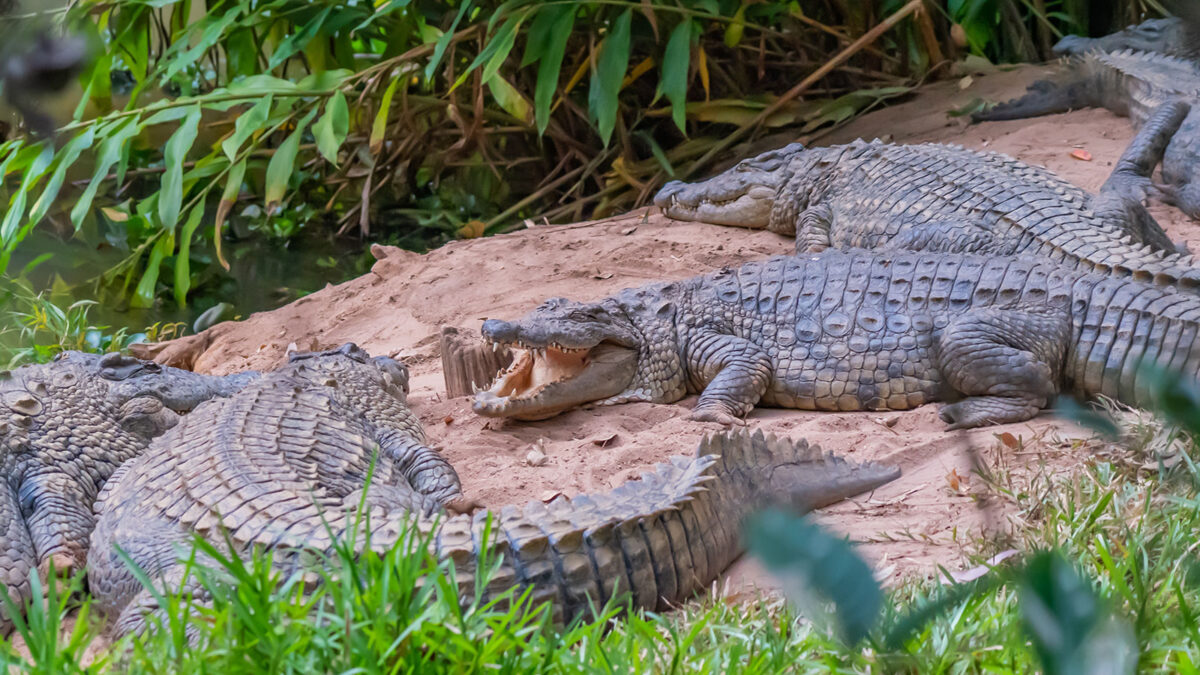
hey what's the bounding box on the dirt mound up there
[143,64,1197,593]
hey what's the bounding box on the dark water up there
[8,227,376,337]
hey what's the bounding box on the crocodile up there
[972,20,1200,218]
[0,351,256,630]
[472,249,1200,428]
[89,423,898,637]
[654,105,1200,286]
[87,343,468,636]
[1052,16,1197,60]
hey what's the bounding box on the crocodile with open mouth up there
[473,249,1200,427]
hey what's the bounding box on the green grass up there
[1,409,1199,673]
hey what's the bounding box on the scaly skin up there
[654,126,1200,284]
[1052,17,1195,59]
[973,46,1200,218]
[89,428,898,637]
[0,351,256,632]
[473,249,1200,427]
[88,344,464,637]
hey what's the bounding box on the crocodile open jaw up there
[473,341,637,420]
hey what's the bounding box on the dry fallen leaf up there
[526,448,548,466]
[593,271,614,280]
[592,433,618,447]
[540,490,565,503]
[458,219,487,238]
[946,468,968,492]
[958,75,974,90]
[947,549,1020,584]
[1070,149,1092,161]
[442,415,454,425]
[998,432,1020,449]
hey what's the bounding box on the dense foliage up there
[0,0,1171,317]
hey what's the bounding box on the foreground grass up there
[2,417,1199,673]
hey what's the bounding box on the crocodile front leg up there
[685,331,772,425]
[935,306,1071,429]
[380,432,463,506]
[0,481,34,633]
[19,471,97,578]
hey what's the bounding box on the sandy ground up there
[135,63,1199,598]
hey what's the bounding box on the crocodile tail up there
[1069,275,1200,408]
[430,429,899,626]
[971,68,1100,123]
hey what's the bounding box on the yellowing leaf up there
[486,73,533,124]
[698,46,710,101]
[458,219,487,238]
[370,76,401,156]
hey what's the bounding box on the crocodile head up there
[1053,18,1184,57]
[472,298,642,420]
[653,143,806,228]
[0,351,258,448]
[283,342,411,402]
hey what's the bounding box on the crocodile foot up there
[687,408,746,426]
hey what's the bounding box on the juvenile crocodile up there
[654,109,1200,286]
[472,249,1200,427]
[88,344,466,636]
[972,21,1200,217]
[89,424,898,636]
[0,351,255,630]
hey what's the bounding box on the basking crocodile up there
[89,422,898,636]
[1052,16,1197,60]
[0,351,255,630]
[88,344,467,636]
[654,108,1200,286]
[972,11,1200,217]
[472,249,1200,427]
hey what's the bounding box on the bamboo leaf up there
[131,233,174,310]
[27,128,96,227]
[424,1,472,82]
[214,159,247,271]
[534,6,575,136]
[163,7,242,81]
[660,20,692,133]
[268,6,334,70]
[265,108,317,210]
[588,9,633,147]
[222,95,272,161]
[1,146,54,247]
[71,118,142,229]
[173,205,205,308]
[486,73,532,124]
[314,91,350,165]
[370,76,401,156]
[159,104,202,235]
[454,13,524,91]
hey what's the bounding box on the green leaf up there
[424,1,472,82]
[533,6,574,136]
[27,128,95,227]
[1,145,54,246]
[370,76,401,156]
[486,74,532,124]
[268,6,334,70]
[744,508,882,644]
[588,9,632,147]
[71,118,142,229]
[265,108,317,210]
[313,91,350,165]
[131,233,174,309]
[159,104,202,235]
[173,205,205,308]
[163,6,242,82]
[659,20,692,133]
[225,75,299,95]
[1020,551,1136,675]
[296,69,353,92]
[222,95,272,161]
[454,13,524,91]
[634,130,674,176]
[224,28,259,81]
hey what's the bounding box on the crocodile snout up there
[654,181,687,209]
[481,319,519,344]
